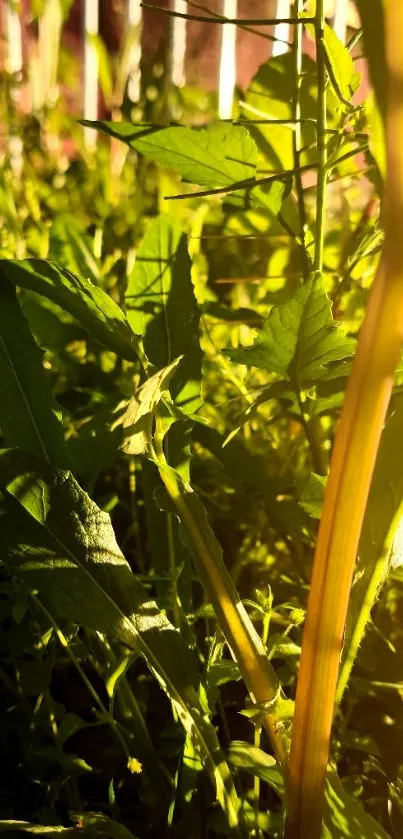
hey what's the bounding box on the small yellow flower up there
[127,756,142,775]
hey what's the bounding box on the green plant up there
[1,3,403,839]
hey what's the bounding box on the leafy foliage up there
[0,6,402,839]
[226,273,356,385]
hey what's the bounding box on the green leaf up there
[0,448,240,830]
[0,823,77,836]
[339,395,403,702]
[228,741,282,795]
[225,274,356,386]
[302,15,360,104]
[323,770,391,839]
[0,259,139,362]
[120,357,184,455]
[81,121,257,189]
[20,291,86,350]
[125,215,202,413]
[244,53,318,171]
[72,812,139,839]
[322,22,360,102]
[0,814,138,839]
[0,279,68,468]
[298,473,326,519]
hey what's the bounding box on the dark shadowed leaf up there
[0,279,68,468]
[0,448,240,829]
[0,259,138,362]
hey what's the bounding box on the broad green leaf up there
[0,279,68,468]
[338,395,403,701]
[125,215,202,413]
[223,174,292,216]
[228,741,282,794]
[322,22,360,102]
[125,216,201,660]
[0,259,139,362]
[303,14,360,104]
[0,448,240,829]
[81,121,257,189]
[323,770,391,839]
[20,291,87,350]
[225,274,356,386]
[244,53,318,171]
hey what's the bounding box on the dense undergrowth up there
[2,4,403,839]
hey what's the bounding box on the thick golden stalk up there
[284,3,403,838]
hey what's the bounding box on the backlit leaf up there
[81,121,257,189]
[323,770,391,839]
[225,274,356,386]
[0,259,138,362]
[125,215,202,413]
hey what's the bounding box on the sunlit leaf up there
[126,215,202,413]
[120,357,183,455]
[323,770,391,839]
[228,741,282,794]
[81,121,257,189]
[225,274,356,386]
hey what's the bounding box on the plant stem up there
[30,593,131,760]
[313,0,327,274]
[155,456,288,767]
[284,3,403,836]
[292,0,307,261]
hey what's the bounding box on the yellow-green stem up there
[157,459,288,767]
[284,3,403,837]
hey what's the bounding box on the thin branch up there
[292,0,307,261]
[313,0,327,273]
[140,3,313,26]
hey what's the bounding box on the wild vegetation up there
[1,3,403,839]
